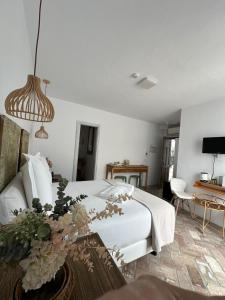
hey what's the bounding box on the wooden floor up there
[123,189,225,296]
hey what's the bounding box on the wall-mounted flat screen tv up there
[202,137,225,154]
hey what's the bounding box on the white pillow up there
[35,152,52,184]
[0,173,28,224]
[97,183,134,200]
[21,161,38,208]
[22,153,53,208]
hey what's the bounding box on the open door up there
[73,123,99,181]
[161,138,179,182]
[161,137,179,201]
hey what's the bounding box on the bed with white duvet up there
[52,180,152,249]
[0,153,175,265]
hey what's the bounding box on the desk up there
[193,181,225,238]
[106,164,148,190]
[194,180,225,196]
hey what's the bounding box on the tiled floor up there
[123,208,225,296]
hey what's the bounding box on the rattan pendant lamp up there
[5,0,54,123]
[35,79,50,139]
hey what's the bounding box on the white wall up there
[177,99,225,226]
[0,1,162,185]
[30,97,162,185]
[0,0,33,132]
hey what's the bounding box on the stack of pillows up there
[0,153,53,224]
[22,153,53,208]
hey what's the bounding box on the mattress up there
[52,180,152,249]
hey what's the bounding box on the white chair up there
[170,178,193,216]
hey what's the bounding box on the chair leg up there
[171,195,175,205]
[202,205,207,235]
[176,199,180,216]
[181,200,184,209]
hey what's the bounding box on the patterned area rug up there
[122,209,225,296]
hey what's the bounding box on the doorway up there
[161,137,179,201]
[73,122,99,181]
[161,137,179,183]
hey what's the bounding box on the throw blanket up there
[105,180,175,252]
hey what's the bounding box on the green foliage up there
[31,178,87,220]
[0,232,30,263]
[32,198,53,213]
[51,178,87,220]
[0,211,48,263]
[0,177,87,264]
[32,198,43,213]
[37,223,51,241]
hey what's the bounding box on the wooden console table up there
[194,180,225,196]
[105,164,149,190]
[0,233,126,300]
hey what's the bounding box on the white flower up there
[72,204,89,225]
[20,240,67,291]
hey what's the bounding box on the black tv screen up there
[202,137,225,154]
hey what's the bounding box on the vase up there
[14,261,73,300]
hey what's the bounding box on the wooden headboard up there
[0,115,29,192]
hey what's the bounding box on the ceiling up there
[23,0,225,124]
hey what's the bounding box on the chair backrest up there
[170,178,186,193]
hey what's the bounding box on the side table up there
[192,196,225,238]
[0,233,126,300]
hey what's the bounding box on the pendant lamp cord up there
[34,0,43,76]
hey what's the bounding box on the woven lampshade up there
[35,78,50,139]
[35,125,48,139]
[5,74,54,122]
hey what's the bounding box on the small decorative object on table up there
[210,178,217,185]
[123,159,130,166]
[0,179,129,299]
[200,172,209,182]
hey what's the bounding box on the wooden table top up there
[107,164,147,168]
[0,233,126,300]
[194,180,225,196]
[106,164,148,171]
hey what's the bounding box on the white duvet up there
[52,180,152,249]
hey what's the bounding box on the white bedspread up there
[134,189,175,252]
[52,180,152,249]
[106,180,175,252]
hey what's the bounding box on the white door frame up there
[72,121,100,181]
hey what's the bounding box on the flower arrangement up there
[0,179,130,292]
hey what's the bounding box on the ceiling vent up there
[138,76,158,89]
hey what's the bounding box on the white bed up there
[0,118,174,265]
[52,180,152,249]
[52,179,175,265]
[0,173,175,266]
